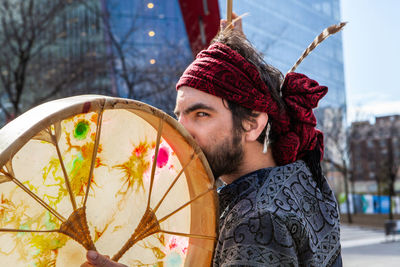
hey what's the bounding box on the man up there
[82,16,341,267]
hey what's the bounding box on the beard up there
[202,130,244,178]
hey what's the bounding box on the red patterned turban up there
[176,42,327,166]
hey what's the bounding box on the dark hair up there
[213,29,325,190]
[212,29,283,145]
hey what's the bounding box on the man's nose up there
[177,115,184,125]
[177,117,195,139]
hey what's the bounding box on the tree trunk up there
[344,171,352,223]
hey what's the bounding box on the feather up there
[221,13,249,34]
[287,22,347,73]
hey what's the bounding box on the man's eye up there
[197,112,209,117]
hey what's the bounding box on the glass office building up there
[102,0,193,113]
[103,0,346,116]
[1,0,346,126]
[218,0,346,110]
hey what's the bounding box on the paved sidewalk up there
[341,224,400,267]
[341,223,400,248]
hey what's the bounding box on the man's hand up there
[220,12,243,34]
[80,250,128,267]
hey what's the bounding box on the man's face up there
[174,86,244,178]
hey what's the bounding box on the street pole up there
[388,131,396,220]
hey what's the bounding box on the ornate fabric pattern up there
[214,161,341,267]
[176,42,327,165]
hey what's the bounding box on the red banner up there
[178,0,220,57]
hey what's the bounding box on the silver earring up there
[263,123,271,154]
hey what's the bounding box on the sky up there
[340,0,400,123]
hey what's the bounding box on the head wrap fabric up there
[176,42,327,166]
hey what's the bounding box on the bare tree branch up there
[0,0,109,124]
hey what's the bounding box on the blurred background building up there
[0,0,345,119]
[350,115,400,194]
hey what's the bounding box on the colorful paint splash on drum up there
[0,195,67,266]
[73,120,90,140]
[164,236,188,266]
[44,113,104,199]
[128,234,188,266]
[156,146,169,168]
[114,141,151,194]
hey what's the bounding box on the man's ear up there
[243,112,269,142]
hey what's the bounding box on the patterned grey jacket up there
[213,160,341,267]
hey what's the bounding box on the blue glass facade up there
[105,0,191,53]
[103,0,192,112]
[218,0,346,110]
[102,0,345,114]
